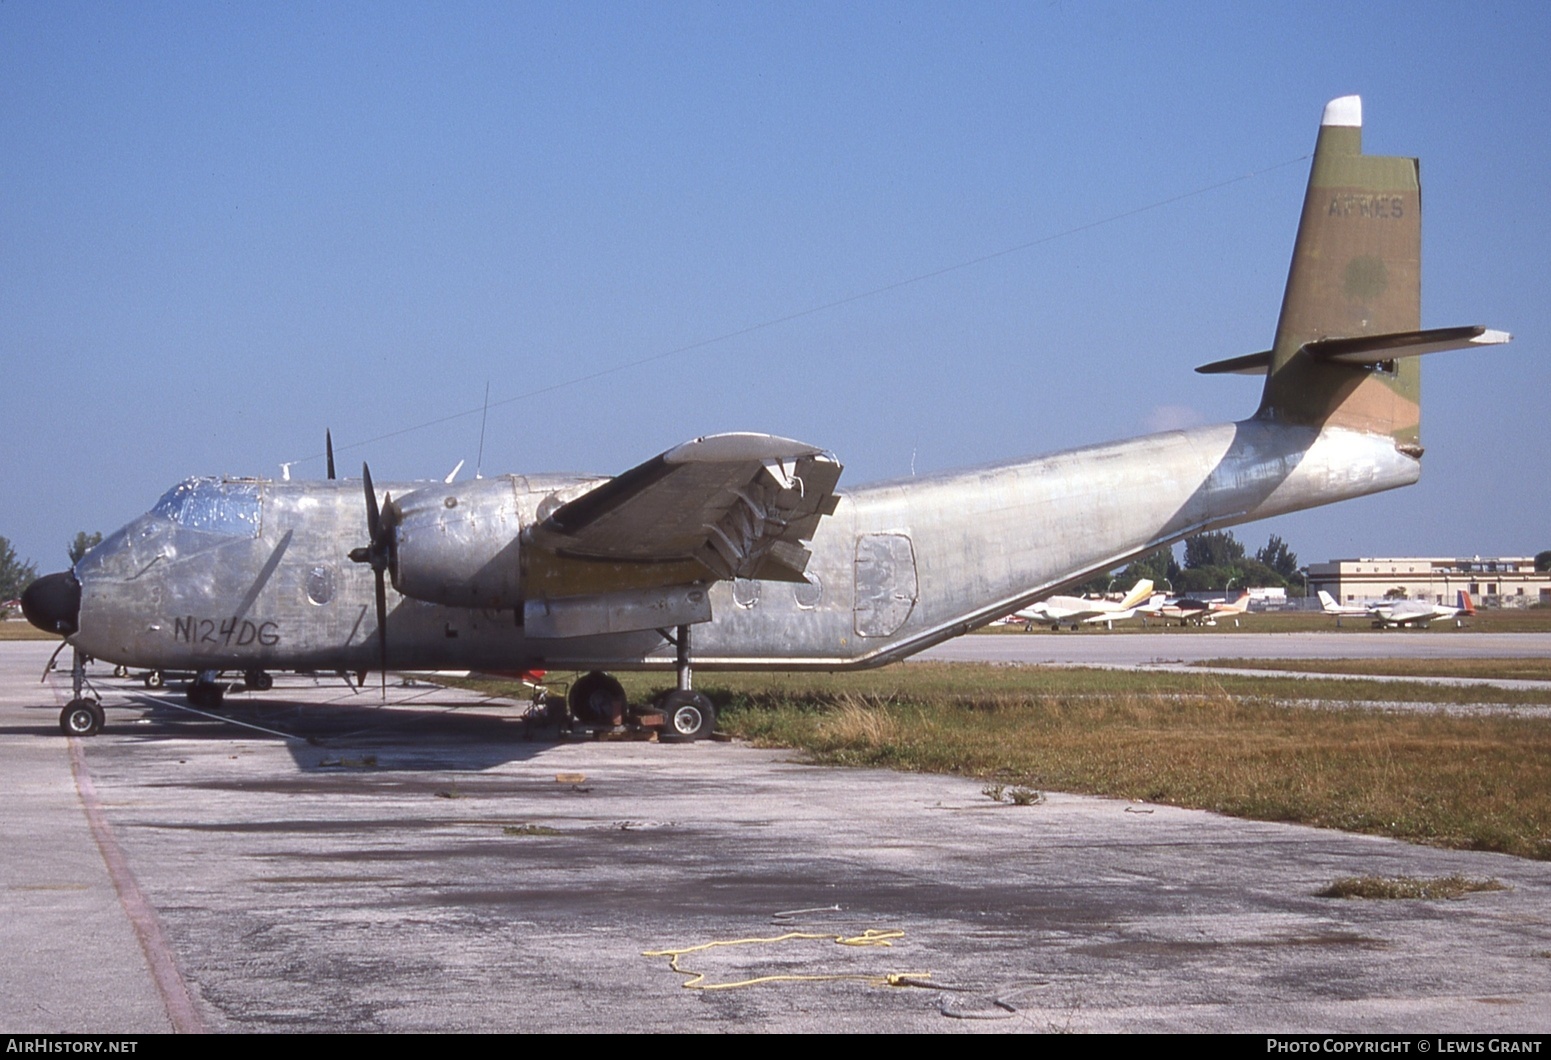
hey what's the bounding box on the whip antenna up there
[475,382,490,480]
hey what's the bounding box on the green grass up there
[458,662,1551,710]
[502,823,562,837]
[1316,875,1507,900]
[981,784,1045,806]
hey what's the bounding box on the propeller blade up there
[362,463,380,542]
[326,430,336,480]
[350,462,392,698]
[374,564,388,699]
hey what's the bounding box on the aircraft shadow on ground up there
[34,682,566,772]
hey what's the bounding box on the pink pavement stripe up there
[69,737,204,1034]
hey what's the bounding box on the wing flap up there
[534,433,842,583]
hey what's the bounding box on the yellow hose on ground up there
[642,929,933,991]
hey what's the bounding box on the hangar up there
[1306,556,1551,608]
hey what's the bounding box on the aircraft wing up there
[1081,608,1138,624]
[532,433,843,583]
[1370,600,1431,622]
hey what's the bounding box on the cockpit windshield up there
[151,478,263,538]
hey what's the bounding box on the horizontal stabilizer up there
[1197,325,1510,376]
[1305,325,1511,366]
[1196,351,1273,376]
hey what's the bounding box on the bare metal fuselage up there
[35,96,1505,706]
[68,418,1417,675]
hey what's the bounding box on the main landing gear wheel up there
[244,670,273,692]
[60,698,105,737]
[658,690,716,742]
[143,670,164,689]
[568,671,627,726]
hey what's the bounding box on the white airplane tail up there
[1117,579,1155,610]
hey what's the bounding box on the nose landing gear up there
[58,649,104,737]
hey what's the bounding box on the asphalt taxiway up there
[919,630,1551,666]
[3,637,1549,1033]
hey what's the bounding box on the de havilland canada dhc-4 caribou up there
[23,97,1510,739]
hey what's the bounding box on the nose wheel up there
[60,698,105,737]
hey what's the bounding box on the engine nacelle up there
[389,478,524,609]
[523,584,712,639]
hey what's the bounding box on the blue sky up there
[3,2,1546,575]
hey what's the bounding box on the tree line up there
[1073,531,1305,597]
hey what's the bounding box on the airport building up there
[1306,556,1551,608]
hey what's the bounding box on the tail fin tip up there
[1322,95,1362,128]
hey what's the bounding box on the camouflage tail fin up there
[1196,97,1509,448]
[1260,95,1423,447]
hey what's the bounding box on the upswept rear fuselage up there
[66,417,1418,675]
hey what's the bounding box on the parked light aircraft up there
[1006,579,1155,630]
[1139,589,1253,626]
[1318,589,1475,628]
[1315,590,1370,618]
[23,96,1510,739]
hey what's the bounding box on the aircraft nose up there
[20,571,81,637]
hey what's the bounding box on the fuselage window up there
[305,565,335,605]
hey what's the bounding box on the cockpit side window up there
[151,479,262,538]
